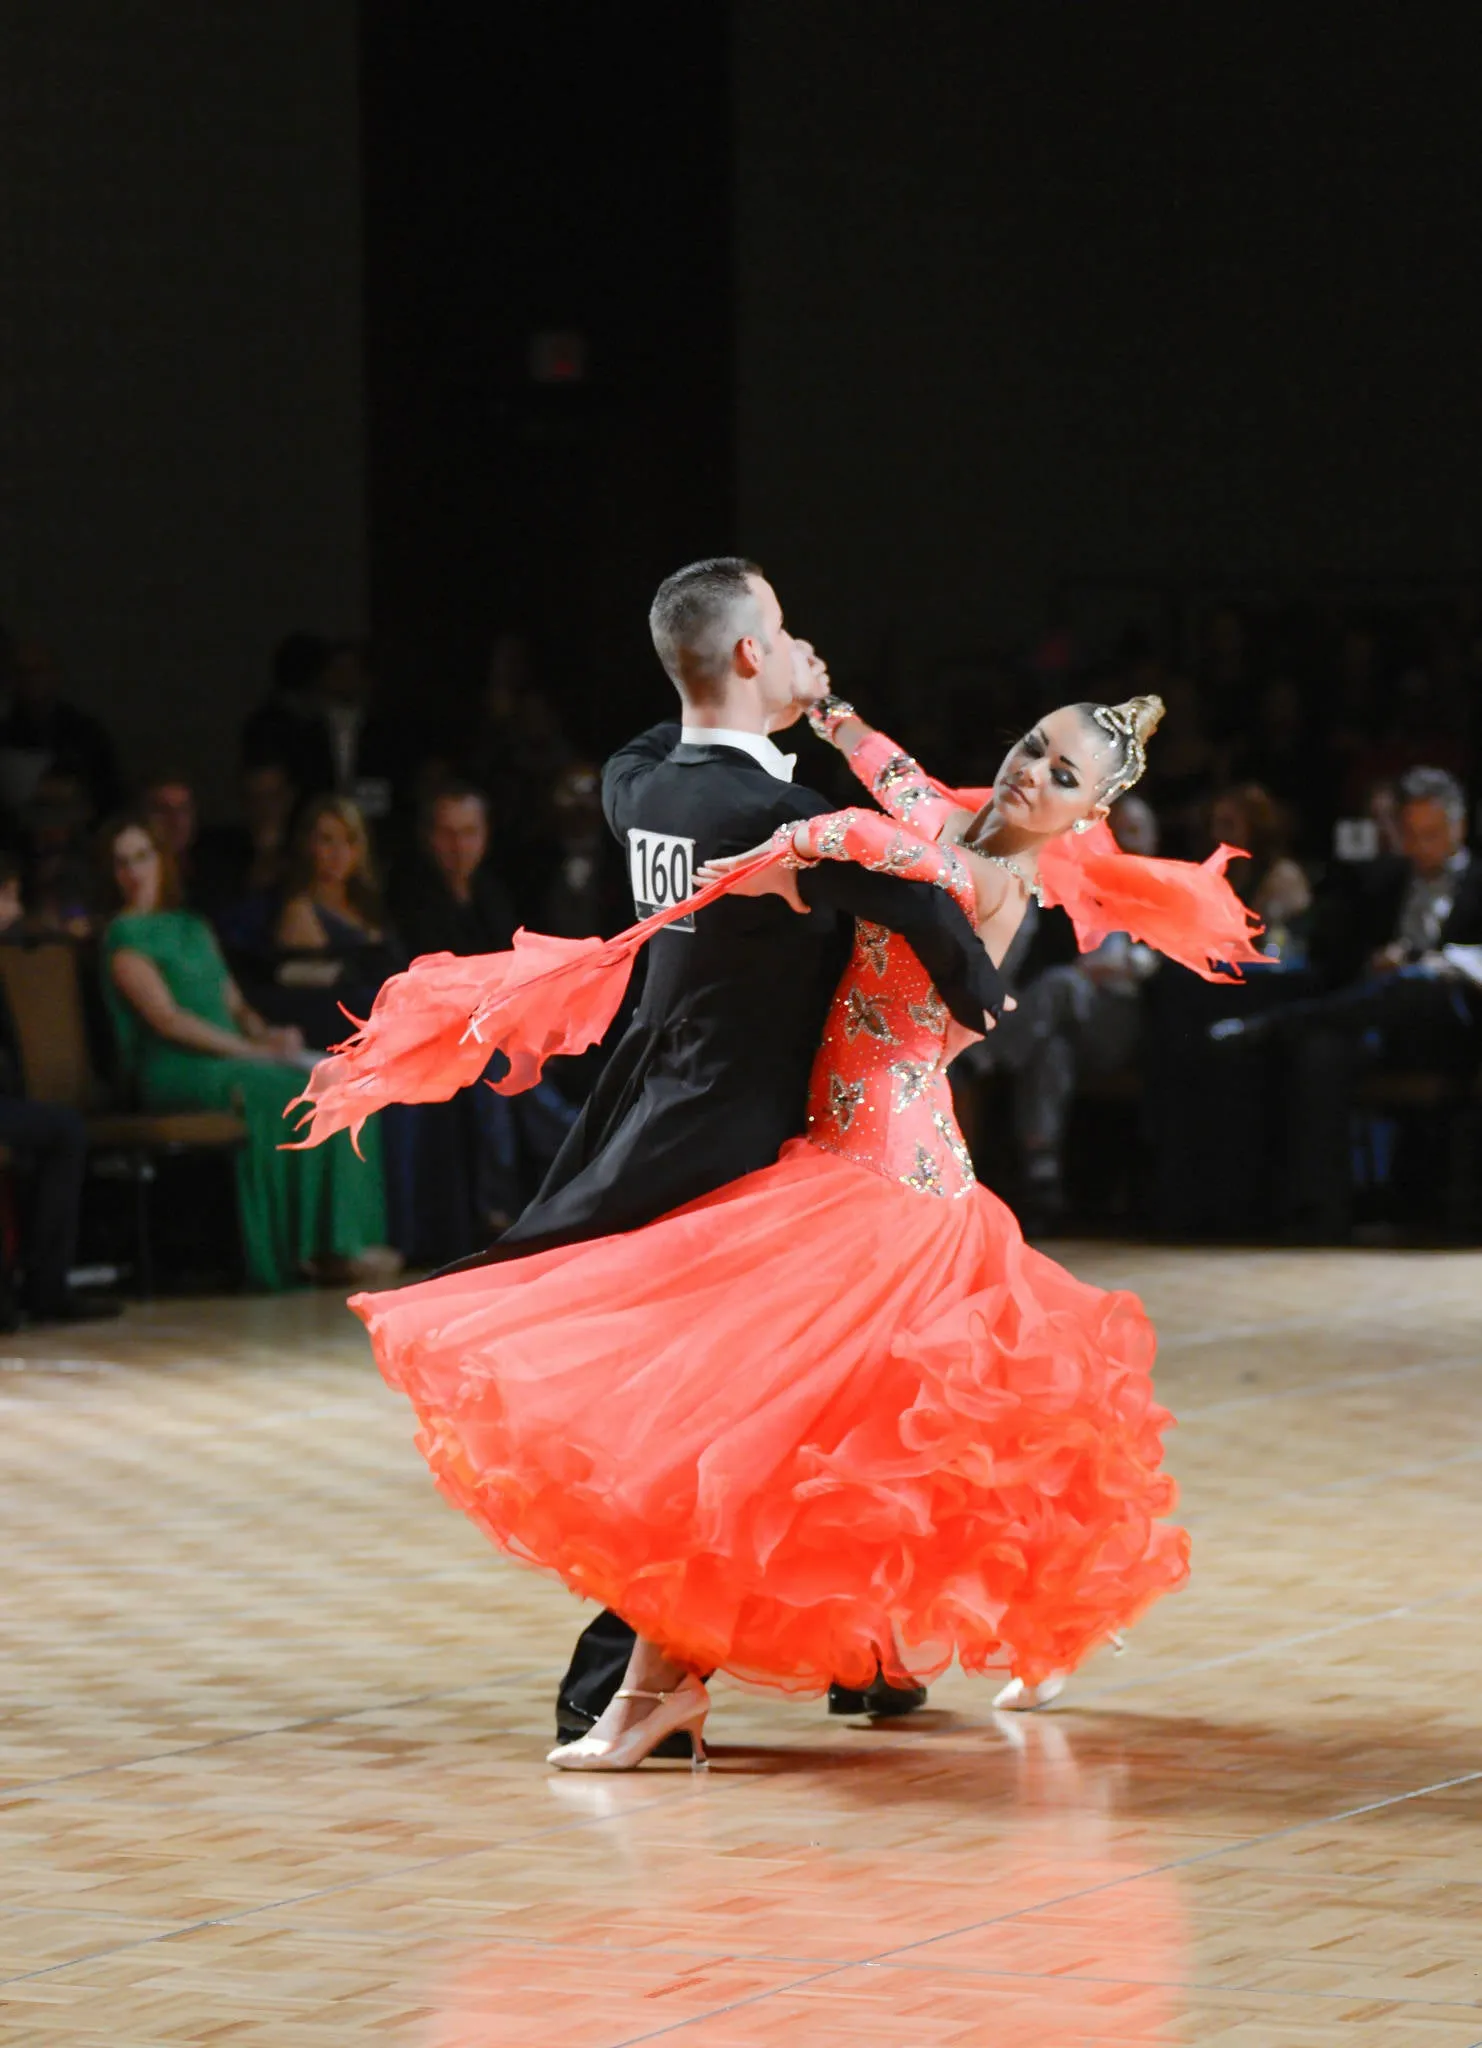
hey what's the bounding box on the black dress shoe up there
[828,1674,929,1718]
[553,1704,693,1760]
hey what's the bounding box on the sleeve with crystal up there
[835,727,963,839]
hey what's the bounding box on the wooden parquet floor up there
[1,1246,1480,2046]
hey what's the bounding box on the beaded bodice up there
[794,808,982,1201]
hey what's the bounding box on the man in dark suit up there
[447,558,1006,1738]
[1219,766,1482,1237]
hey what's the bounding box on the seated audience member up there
[1207,783,1313,953]
[1222,677,1313,845]
[0,635,122,822]
[142,772,236,917]
[537,762,630,939]
[22,769,97,937]
[202,761,301,952]
[387,783,575,1263]
[391,783,516,958]
[975,795,1162,1228]
[99,813,398,1291]
[0,855,119,1325]
[1215,766,1482,1239]
[1138,675,1217,858]
[243,633,329,782]
[275,796,399,1022]
[244,636,399,822]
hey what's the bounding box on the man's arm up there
[601,722,680,839]
[782,788,1006,1028]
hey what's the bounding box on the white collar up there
[679,726,795,782]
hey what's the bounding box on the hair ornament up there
[1091,694,1164,803]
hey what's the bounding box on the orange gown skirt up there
[353,1137,1188,1693]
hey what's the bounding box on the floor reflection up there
[418,1712,1192,2046]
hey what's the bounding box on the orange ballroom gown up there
[314,798,1220,1695]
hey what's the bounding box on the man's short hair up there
[1397,766,1466,823]
[648,557,765,699]
[419,779,489,836]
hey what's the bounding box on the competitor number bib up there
[628,828,696,932]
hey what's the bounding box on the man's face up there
[429,796,488,883]
[743,575,799,721]
[1399,798,1461,879]
[145,782,196,857]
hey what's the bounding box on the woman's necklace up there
[964,835,1044,907]
[980,852,1044,906]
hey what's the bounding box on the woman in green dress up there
[100,814,399,1292]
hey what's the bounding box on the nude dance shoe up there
[992,1674,1067,1712]
[546,1676,710,1772]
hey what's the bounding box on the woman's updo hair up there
[1076,693,1165,802]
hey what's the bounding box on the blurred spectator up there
[202,762,301,952]
[0,633,122,824]
[1207,784,1313,947]
[0,852,20,936]
[1194,605,1251,742]
[973,795,1162,1229]
[243,635,399,821]
[99,812,398,1291]
[0,856,120,1326]
[270,797,400,1059]
[391,784,515,958]
[277,796,387,958]
[459,632,573,903]
[1222,677,1311,840]
[537,762,629,939]
[142,771,239,916]
[1139,676,1217,857]
[1216,766,1482,1239]
[242,632,330,780]
[386,782,576,1263]
[22,769,97,937]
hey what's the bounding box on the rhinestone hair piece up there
[1091,703,1149,804]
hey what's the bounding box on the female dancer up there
[291,692,1262,1767]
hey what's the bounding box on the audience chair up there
[0,941,246,1295]
[1353,1065,1480,1242]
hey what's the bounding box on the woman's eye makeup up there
[1020,732,1079,789]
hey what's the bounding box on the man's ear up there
[733,633,763,680]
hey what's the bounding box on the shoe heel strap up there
[613,1686,673,1702]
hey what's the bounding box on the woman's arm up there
[806,698,976,843]
[276,895,327,950]
[110,949,273,1061]
[224,974,304,1057]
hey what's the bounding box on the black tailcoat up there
[476,722,1003,1257]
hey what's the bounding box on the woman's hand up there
[695,840,810,915]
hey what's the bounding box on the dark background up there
[2,4,1480,800]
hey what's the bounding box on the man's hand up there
[696,843,810,915]
[1369,941,1408,976]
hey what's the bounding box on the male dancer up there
[453,559,1006,1740]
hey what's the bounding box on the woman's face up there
[308,811,358,888]
[112,825,161,912]
[992,705,1120,838]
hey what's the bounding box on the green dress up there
[102,910,387,1291]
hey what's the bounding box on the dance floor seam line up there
[1177,1346,1479,1418]
[0,1671,560,1799]
[602,1764,1482,2046]
[0,1781,714,1991]
[1075,1575,1482,1700]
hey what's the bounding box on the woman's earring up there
[1072,818,1093,834]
